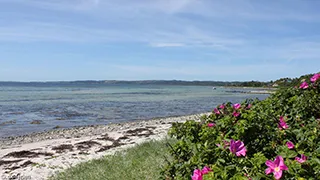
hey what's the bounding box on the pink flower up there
[207,123,215,127]
[295,154,307,164]
[233,111,240,117]
[213,108,220,115]
[247,104,252,109]
[219,104,225,109]
[229,139,247,157]
[233,103,241,109]
[201,166,212,174]
[286,141,294,149]
[191,166,212,180]
[265,156,288,180]
[311,73,320,83]
[300,82,309,89]
[192,169,202,180]
[278,116,289,130]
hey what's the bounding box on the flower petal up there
[265,160,275,169]
[301,154,307,161]
[273,170,283,180]
[236,147,247,157]
[265,167,273,175]
[233,103,241,109]
[274,156,281,166]
[286,141,294,149]
[276,156,285,167]
[201,166,212,174]
[192,169,203,180]
[280,165,288,171]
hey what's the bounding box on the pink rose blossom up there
[300,82,309,89]
[229,139,247,157]
[278,116,289,130]
[219,104,225,109]
[233,111,240,117]
[233,103,241,109]
[286,141,294,149]
[265,156,288,180]
[192,166,212,180]
[192,169,202,180]
[201,166,212,174]
[295,154,307,164]
[213,108,220,115]
[311,73,320,83]
[207,123,215,127]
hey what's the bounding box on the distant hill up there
[271,73,316,88]
[0,72,318,87]
[0,80,263,87]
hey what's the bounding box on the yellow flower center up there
[274,167,280,172]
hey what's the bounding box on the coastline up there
[0,113,209,180]
[222,86,276,94]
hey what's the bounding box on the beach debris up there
[0,159,22,166]
[6,160,34,171]
[4,150,53,158]
[125,127,154,137]
[75,140,101,150]
[52,144,74,153]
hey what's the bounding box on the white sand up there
[0,113,208,180]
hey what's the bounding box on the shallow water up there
[0,83,269,137]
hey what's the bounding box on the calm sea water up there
[0,83,269,137]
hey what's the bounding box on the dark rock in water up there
[30,120,44,125]
[8,112,25,115]
[53,125,63,129]
[0,120,16,126]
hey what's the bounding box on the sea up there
[0,83,269,138]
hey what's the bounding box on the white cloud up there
[0,0,320,62]
[150,43,185,47]
[110,62,299,81]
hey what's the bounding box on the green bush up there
[161,74,320,180]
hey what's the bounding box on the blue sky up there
[0,0,320,81]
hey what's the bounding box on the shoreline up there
[0,112,209,180]
[0,112,207,143]
[221,86,276,94]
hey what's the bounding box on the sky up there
[0,0,320,82]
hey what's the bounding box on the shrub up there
[161,73,320,180]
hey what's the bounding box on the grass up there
[50,138,175,180]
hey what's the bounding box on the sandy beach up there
[0,113,208,180]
